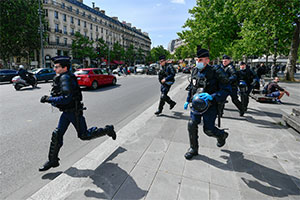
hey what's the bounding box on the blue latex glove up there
[184,102,189,110]
[199,93,213,101]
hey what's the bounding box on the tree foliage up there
[179,0,300,80]
[0,0,45,66]
[150,45,170,62]
[72,32,96,65]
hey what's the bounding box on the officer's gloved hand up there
[199,93,213,101]
[40,95,50,103]
[184,102,189,110]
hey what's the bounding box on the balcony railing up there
[48,42,72,48]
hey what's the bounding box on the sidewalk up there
[27,79,300,200]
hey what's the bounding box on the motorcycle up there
[12,74,37,90]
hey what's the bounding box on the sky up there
[84,0,196,49]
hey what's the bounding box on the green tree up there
[180,0,300,80]
[124,44,136,65]
[72,32,96,66]
[150,45,170,62]
[111,42,125,61]
[95,38,108,60]
[0,0,45,66]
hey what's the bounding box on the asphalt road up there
[0,74,186,199]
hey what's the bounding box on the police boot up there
[169,101,176,110]
[155,100,165,115]
[39,130,61,171]
[217,131,229,147]
[184,120,199,160]
[105,125,116,140]
[91,125,116,140]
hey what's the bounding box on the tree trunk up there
[285,19,300,81]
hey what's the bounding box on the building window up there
[84,21,86,28]
[90,33,93,40]
[69,6,72,12]
[55,24,59,32]
[101,27,103,33]
[63,14,66,22]
[84,32,87,37]
[96,26,98,32]
[96,35,98,40]
[90,24,92,30]
[71,28,74,35]
[56,36,59,45]
[57,50,62,56]
[76,8,79,14]
[61,2,65,9]
[54,11,58,19]
[71,16,74,24]
[63,26,67,34]
[64,38,67,45]
[82,11,85,16]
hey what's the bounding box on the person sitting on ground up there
[265,77,290,103]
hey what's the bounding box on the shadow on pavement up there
[64,147,147,199]
[81,84,121,93]
[157,111,190,121]
[194,150,300,198]
[42,172,63,180]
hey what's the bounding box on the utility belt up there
[61,102,86,113]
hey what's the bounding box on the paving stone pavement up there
[27,78,300,200]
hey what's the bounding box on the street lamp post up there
[38,0,45,68]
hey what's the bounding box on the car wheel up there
[112,78,117,85]
[14,85,21,91]
[91,81,98,90]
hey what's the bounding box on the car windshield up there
[137,67,144,69]
[31,69,40,73]
[74,70,89,75]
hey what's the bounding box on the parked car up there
[182,67,191,74]
[31,68,56,82]
[75,68,117,89]
[0,69,18,82]
[136,66,147,74]
[146,66,157,75]
[150,63,160,70]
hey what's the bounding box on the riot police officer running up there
[221,55,244,116]
[183,48,231,160]
[237,62,259,111]
[154,55,176,115]
[39,56,116,171]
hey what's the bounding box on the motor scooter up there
[12,74,37,90]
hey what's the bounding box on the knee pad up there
[203,129,215,137]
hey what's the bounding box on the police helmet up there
[239,80,248,92]
[191,94,210,115]
[19,65,24,69]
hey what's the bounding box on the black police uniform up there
[184,49,231,160]
[155,56,176,115]
[39,56,116,171]
[221,56,244,116]
[237,65,259,110]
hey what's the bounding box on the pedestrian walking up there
[154,55,176,115]
[39,56,116,171]
[183,48,231,160]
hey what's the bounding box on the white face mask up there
[196,62,205,71]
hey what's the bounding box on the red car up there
[74,68,117,89]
